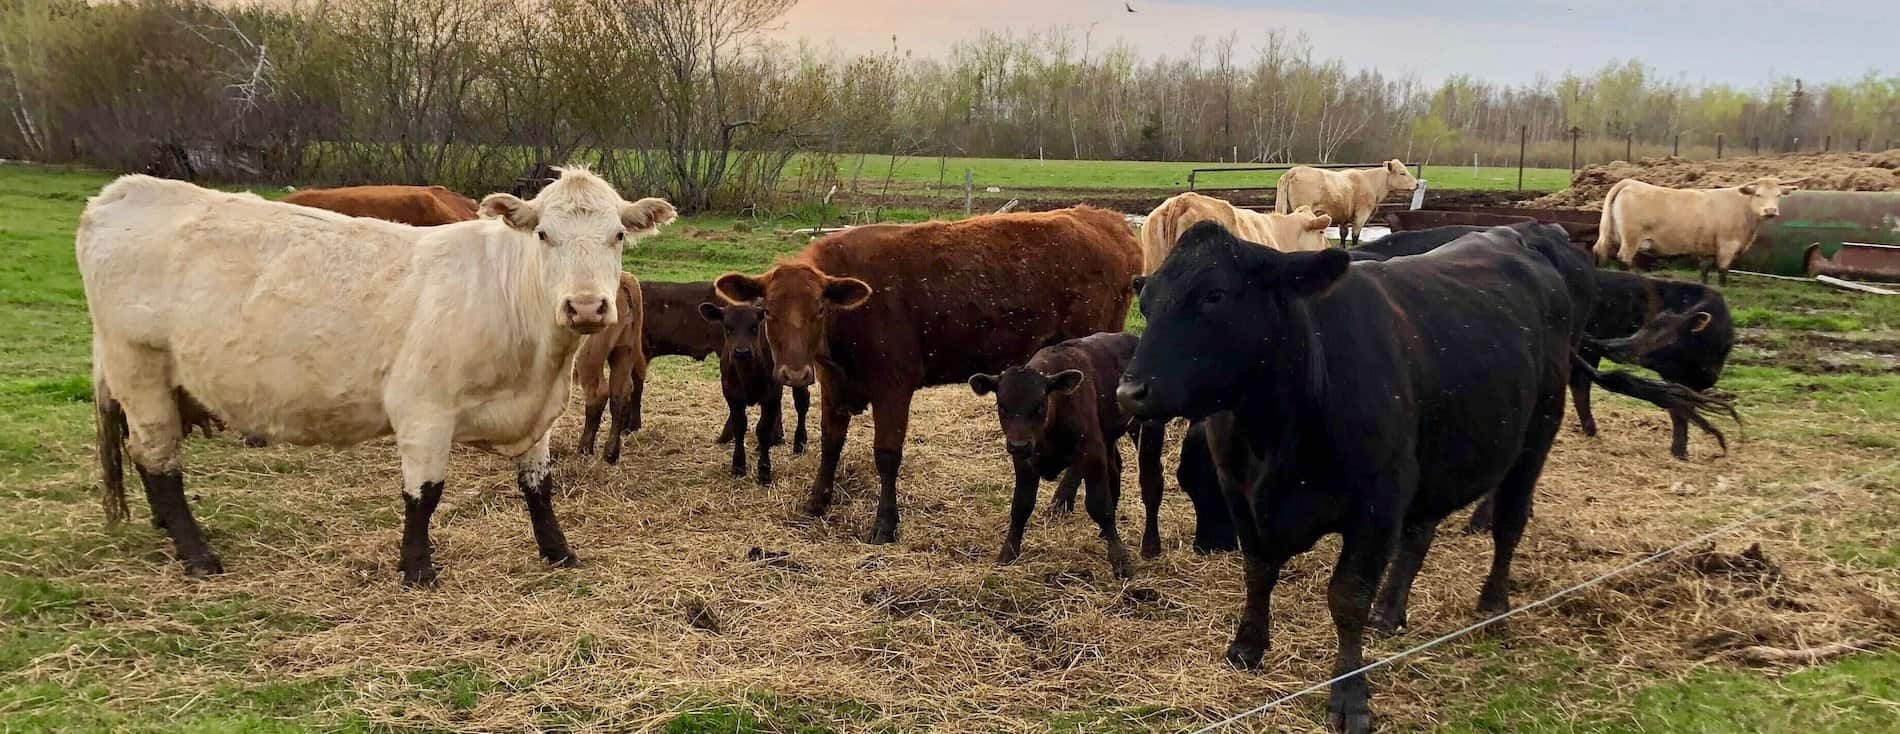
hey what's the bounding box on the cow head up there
[1595,297,1728,389]
[1118,221,1350,420]
[714,263,872,387]
[480,166,676,335]
[1384,159,1419,191]
[970,367,1085,464]
[1275,205,1334,251]
[698,300,767,363]
[1736,176,1804,219]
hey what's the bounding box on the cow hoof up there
[1370,609,1406,635]
[603,448,621,465]
[1044,501,1075,518]
[864,524,898,545]
[1224,640,1267,671]
[730,464,746,478]
[544,551,582,569]
[182,554,225,578]
[800,496,831,518]
[755,470,773,487]
[1110,561,1134,580]
[1462,516,1492,535]
[1328,709,1372,734]
[1140,537,1162,560]
[792,440,807,455]
[577,443,595,457]
[241,435,269,448]
[401,564,441,588]
[996,544,1021,565]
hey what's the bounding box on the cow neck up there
[1233,295,1327,472]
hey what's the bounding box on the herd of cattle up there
[74,161,1797,732]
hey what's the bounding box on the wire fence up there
[1183,457,1900,733]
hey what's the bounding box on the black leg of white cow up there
[1371,521,1439,633]
[138,465,223,576]
[1084,459,1133,579]
[517,435,579,568]
[399,480,444,587]
[998,459,1040,564]
[1136,422,1166,559]
[790,386,810,455]
[118,378,222,576]
[1326,526,1390,734]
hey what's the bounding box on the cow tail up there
[96,371,130,525]
[1273,173,1292,214]
[1571,352,1741,454]
[1141,197,1181,274]
[1593,179,1626,263]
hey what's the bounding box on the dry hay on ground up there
[17,367,1900,732]
[1525,149,1900,209]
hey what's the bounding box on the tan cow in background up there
[1273,159,1418,247]
[284,185,480,226]
[1140,192,1333,272]
[79,167,675,584]
[1593,176,1804,285]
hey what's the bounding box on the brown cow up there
[969,332,1164,578]
[714,206,1141,544]
[573,272,648,464]
[283,185,480,226]
[639,280,808,450]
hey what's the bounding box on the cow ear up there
[698,302,724,323]
[823,276,873,309]
[480,193,539,229]
[1690,311,1713,333]
[969,373,999,396]
[621,197,677,234]
[1305,213,1332,231]
[1047,369,1085,395]
[714,272,765,305]
[1737,183,1757,196]
[1131,275,1146,295]
[1275,249,1351,297]
[1387,159,1406,174]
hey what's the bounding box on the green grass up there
[0,162,1894,731]
[787,153,1574,192]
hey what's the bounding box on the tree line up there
[3,0,1896,210]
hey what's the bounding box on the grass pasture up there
[2,162,1898,733]
[787,153,1574,195]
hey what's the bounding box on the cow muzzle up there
[776,365,817,388]
[563,294,613,334]
[1116,379,1154,418]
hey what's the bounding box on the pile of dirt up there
[1525,149,1900,209]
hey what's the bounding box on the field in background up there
[2,163,1897,733]
[788,153,1575,194]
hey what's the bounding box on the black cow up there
[1357,225,1736,459]
[1115,222,1726,733]
[698,301,808,484]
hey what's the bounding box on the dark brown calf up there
[639,280,808,449]
[574,272,647,464]
[715,206,1141,544]
[699,301,811,483]
[283,185,478,226]
[969,332,1161,578]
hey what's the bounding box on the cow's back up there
[285,185,473,227]
[639,281,722,360]
[813,207,1140,391]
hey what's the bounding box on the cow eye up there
[535,231,550,243]
[1201,290,1225,307]
[614,231,626,243]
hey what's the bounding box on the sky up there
[769,0,1896,87]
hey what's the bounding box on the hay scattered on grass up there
[8,365,1898,732]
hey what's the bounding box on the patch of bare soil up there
[1734,328,1900,375]
[16,368,1899,732]
[1525,149,1900,209]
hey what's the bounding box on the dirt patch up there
[1734,328,1900,374]
[1525,149,1900,209]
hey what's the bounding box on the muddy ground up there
[1526,149,1900,209]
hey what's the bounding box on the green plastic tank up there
[1735,191,1900,275]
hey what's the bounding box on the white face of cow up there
[1737,176,1803,219]
[1384,159,1419,191]
[479,167,676,335]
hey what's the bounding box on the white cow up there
[1273,159,1418,247]
[1593,176,1804,285]
[79,167,675,585]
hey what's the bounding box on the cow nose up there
[1763,208,1779,217]
[775,365,816,387]
[563,294,611,333]
[732,346,754,360]
[1006,439,1033,457]
[1116,379,1150,415]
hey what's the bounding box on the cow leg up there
[1224,554,1283,669]
[803,385,852,518]
[602,348,641,465]
[111,353,222,576]
[1463,493,1495,535]
[395,423,453,587]
[728,402,749,478]
[1326,523,1392,734]
[1371,521,1439,633]
[1178,424,1238,554]
[1479,408,1561,621]
[1571,353,1599,436]
[603,393,633,465]
[1045,469,1080,517]
[1700,259,1714,284]
[865,392,914,545]
[517,432,579,568]
[1352,211,1372,248]
[1085,453,1135,579]
[577,397,605,458]
[1669,410,1692,460]
[1136,422,1166,559]
[790,385,810,455]
[997,459,1041,564]
[755,386,783,486]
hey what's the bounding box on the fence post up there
[1717,133,1724,159]
[1855,138,1863,152]
[1625,132,1632,162]
[1570,127,1581,173]
[1673,133,1680,157]
[1516,125,1526,191]
[1753,137,1760,155]
[963,169,973,217]
[1824,135,1831,152]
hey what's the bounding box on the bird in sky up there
[1125,2,1136,12]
